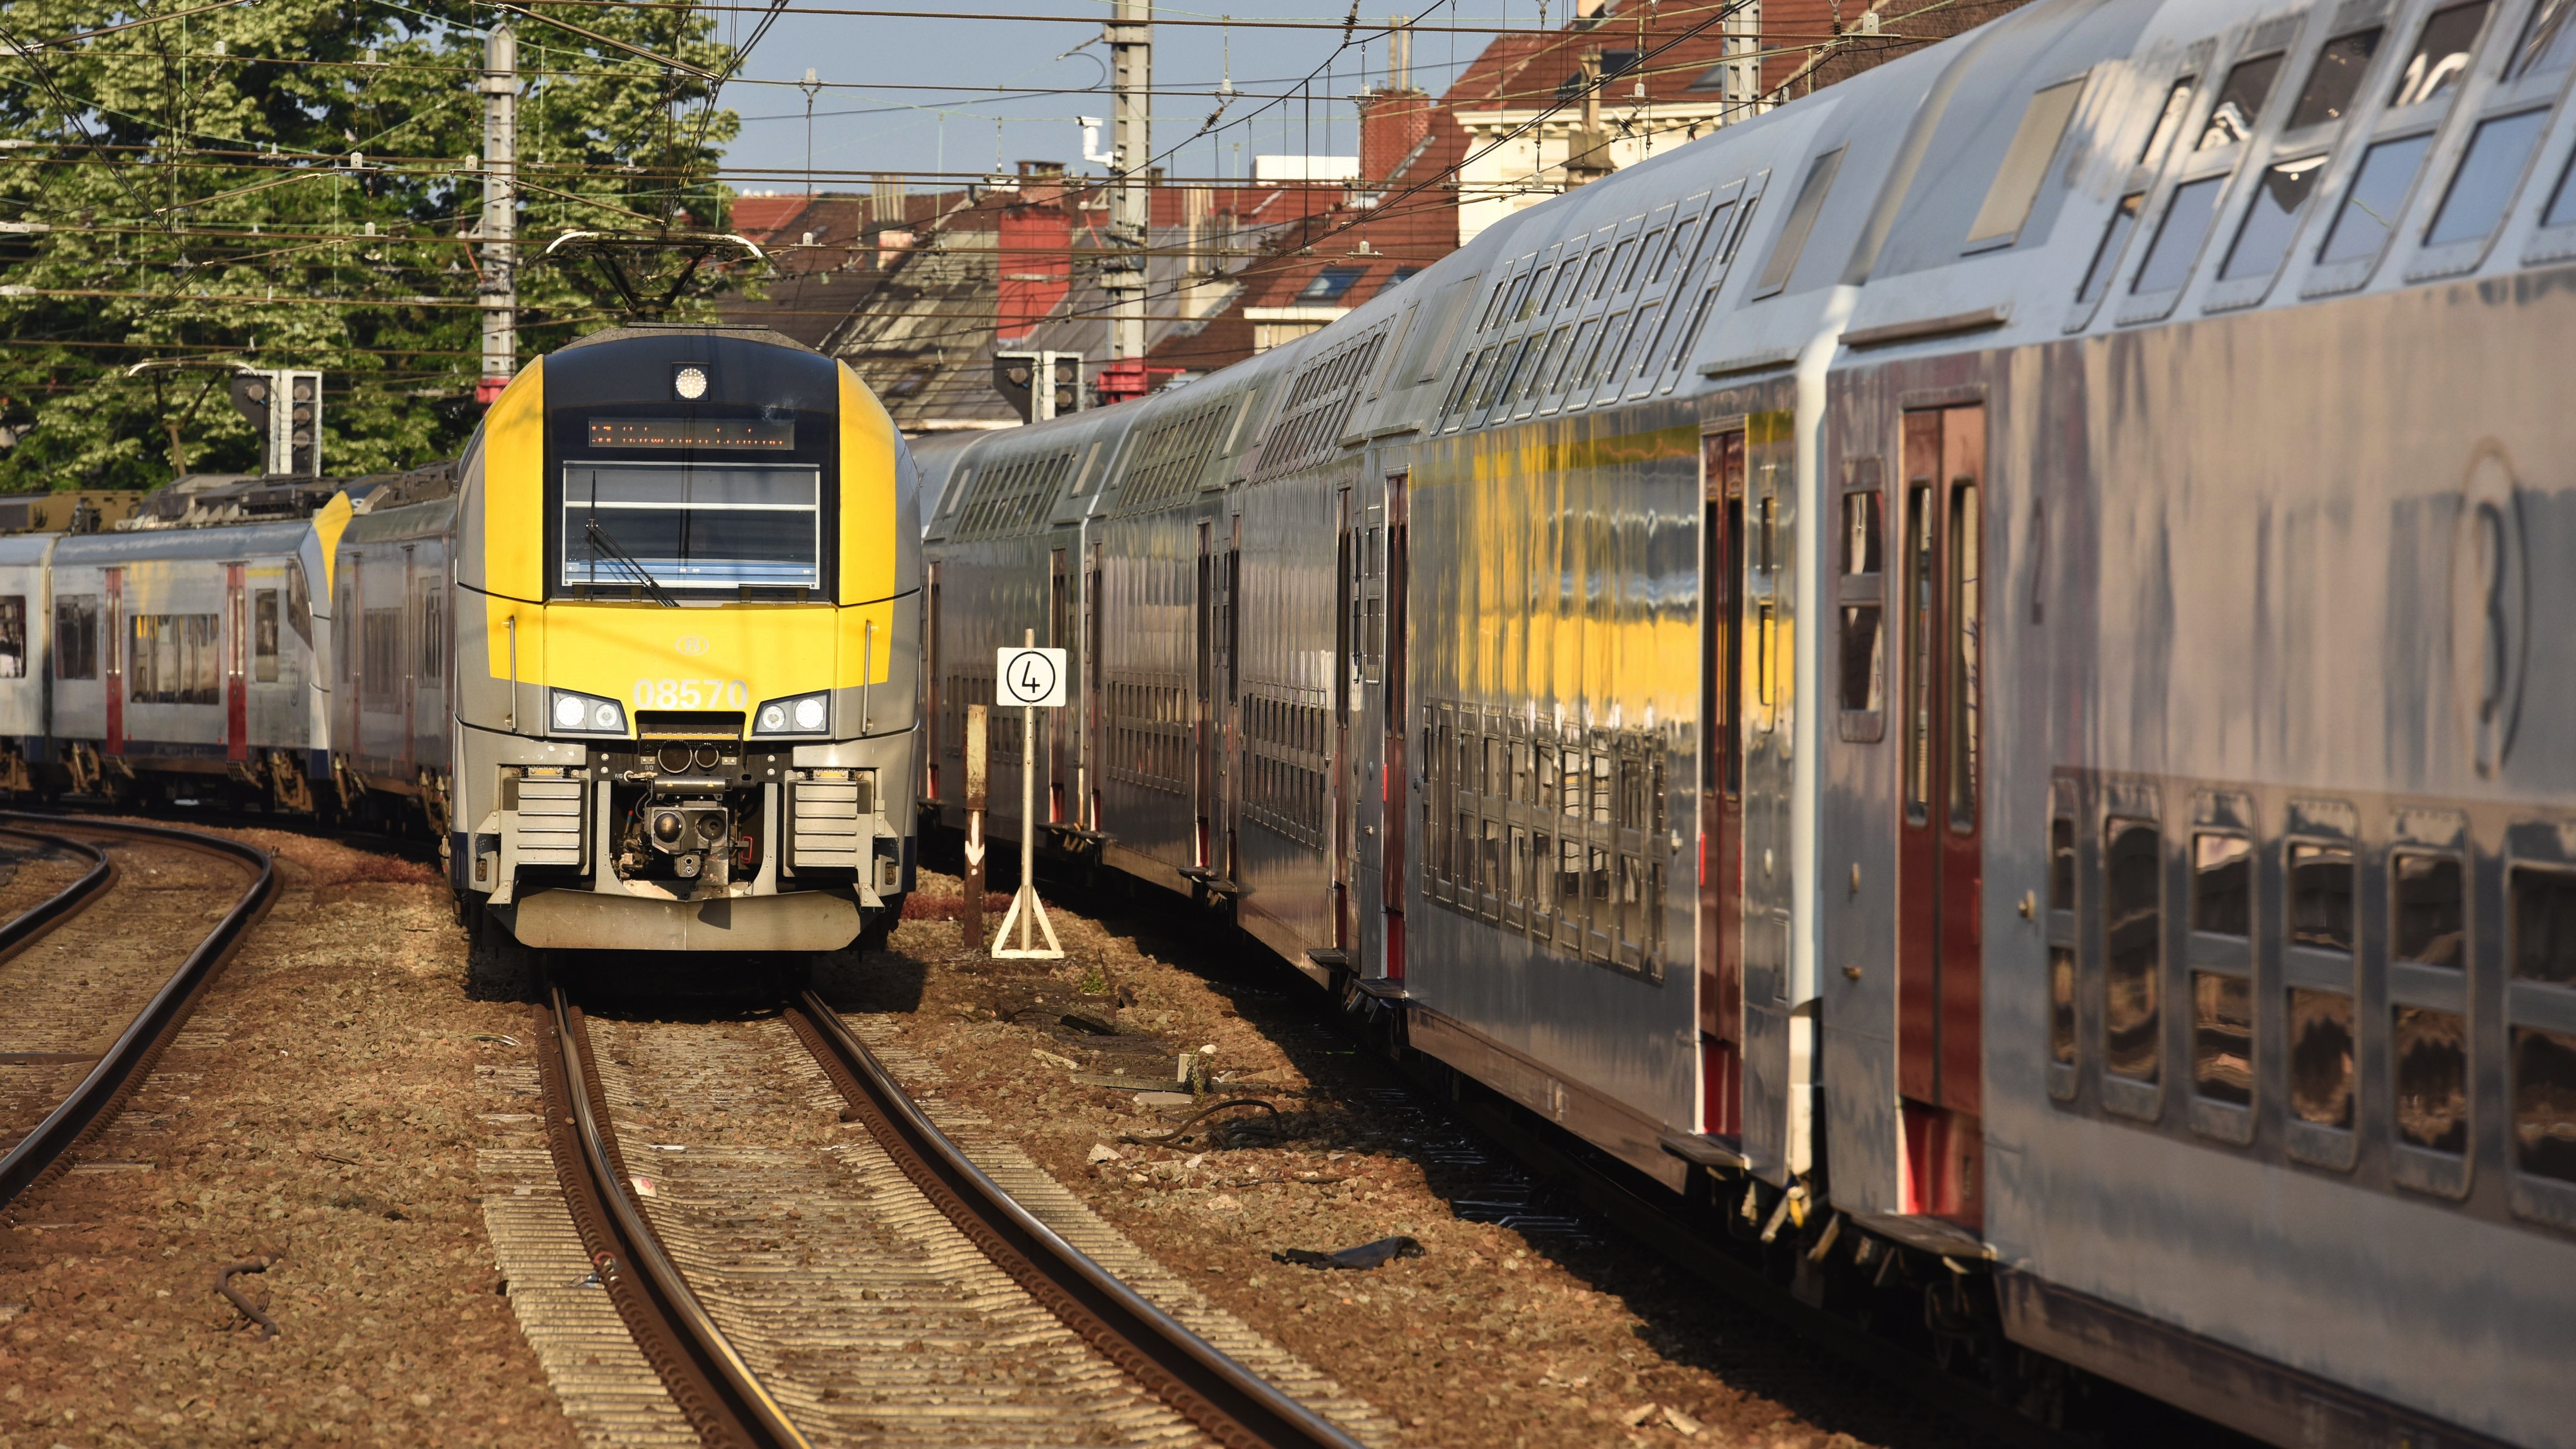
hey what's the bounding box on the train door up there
[400,546,418,777]
[1382,472,1409,978]
[1195,521,1214,868]
[1700,431,1747,1137]
[924,561,942,802]
[224,564,249,763]
[1084,541,1104,830]
[1050,546,1070,823]
[339,554,361,766]
[102,567,123,757]
[1896,403,1987,1226]
[1223,513,1242,883]
[1333,487,1354,956]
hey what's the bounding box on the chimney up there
[997,161,1074,342]
[1360,88,1432,184]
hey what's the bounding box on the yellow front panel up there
[481,359,548,680]
[836,365,900,606]
[542,604,842,716]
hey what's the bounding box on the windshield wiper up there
[581,518,679,607]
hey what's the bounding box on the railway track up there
[531,985,1376,1449]
[0,813,277,1208]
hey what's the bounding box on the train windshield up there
[559,462,821,593]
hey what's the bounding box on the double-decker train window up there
[254,590,280,683]
[2321,132,2437,261]
[2393,1005,2470,1153]
[2512,865,2576,983]
[2513,1024,2576,1183]
[2199,52,2283,149]
[2515,0,2576,74]
[2287,28,2383,129]
[54,595,96,681]
[2289,988,2358,1129]
[2193,972,2256,1106]
[2076,194,2145,303]
[2427,108,2552,245]
[2393,852,2467,965]
[2103,816,2163,1082]
[2291,841,2358,952]
[2194,833,2253,936]
[2390,1,2492,108]
[0,596,25,680]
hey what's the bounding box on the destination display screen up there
[587,418,795,450]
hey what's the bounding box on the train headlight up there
[548,689,627,736]
[752,691,830,736]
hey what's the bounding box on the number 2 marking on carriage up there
[631,679,748,709]
[996,647,1066,709]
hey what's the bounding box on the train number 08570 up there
[631,679,749,709]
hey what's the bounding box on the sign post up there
[962,703,987,948]
[992,630,1067,959]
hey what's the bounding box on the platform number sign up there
[997,646,1067,709]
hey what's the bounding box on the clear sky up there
[708,0,1534,195]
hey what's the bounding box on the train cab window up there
[1967,78,2087,249]
[2104,817,2163,1081]
[2076,194,2145,303]
[2133,176,2227,292]
[2220,156,2329,279]
[2193,972,2256,1105]
[2320,132,2437,260]
[2394,1005,2470,1152]
[53,595,96,681]
[2393,853,2467,965]
[2199,53,2285,148]
[2426,108,2552,245]
[2287,29,2384,129]
[2290,841,2357,952]
[2289,988,2359,1128]
[2512,1026,2576,1181]
[2513,0,2576,75]
[253,590,280,683]
[2193,833,2254,936]
[561,463,822,593]
[2511,865,2576,983]
[2390,1,2492,108]
[0,596,23,679]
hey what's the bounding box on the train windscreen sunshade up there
[560,463,822,591]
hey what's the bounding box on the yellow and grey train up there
[449,323,920,989]
[0,323,917,993]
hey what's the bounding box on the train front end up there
[452,326,920,965]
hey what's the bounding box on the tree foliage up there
[0,0,744,489]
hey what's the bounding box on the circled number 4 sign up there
[997,646,1067,708]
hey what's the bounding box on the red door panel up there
[1382,473,1408,980]
[225,564,248,761]
[1895,404,1986,1224]
[1701,431,1746,1137]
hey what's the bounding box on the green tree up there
[0,0,743,491]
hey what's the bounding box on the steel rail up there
[786,990,1370,1449]
[0,814,276,1208]
[0,824,113,966]
[538,987,815,1449]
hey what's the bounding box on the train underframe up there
[456,727,914,985]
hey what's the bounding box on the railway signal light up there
[993,350,1083,423]
[226,367,324,476]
